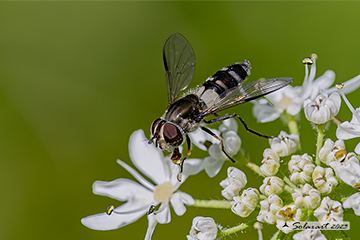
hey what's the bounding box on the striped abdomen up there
[196,61,251,107]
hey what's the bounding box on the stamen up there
[106,205,115,215]
[337,83,360,122]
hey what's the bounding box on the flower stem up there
[246,162,265,177]
[221,219,256,237]
[285,113,301,152]
[191,199,231,209]
[283,176,298,189]
[315,124,326,166]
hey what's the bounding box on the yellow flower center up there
[153,182,173,203]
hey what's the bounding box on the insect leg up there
[204,114,272,139]
[200,126,236,163]
[176,134,192,182]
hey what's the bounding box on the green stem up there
[246,161,265,177]
[191,199,231,209]
[285,113,301,152]
[283,176,298,189]
[221,219,256,237]
[315,124,326,166]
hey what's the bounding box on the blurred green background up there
[1,2,360,240]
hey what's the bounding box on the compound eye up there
[163,123,183,145]
[151,118,162,134]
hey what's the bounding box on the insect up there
[149,33,292,177]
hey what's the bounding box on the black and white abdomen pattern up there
[196,61,251,108]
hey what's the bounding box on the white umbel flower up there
[259,176,284,197]
[329,152,360,189]
[343,192,360,216]
[318,139,346,165]
[257,194,283,224]
[269,131,299,157]
[289,154,315,184]
[259,148,280,177]
[303,92,341,124]
[187,216,218,240]
[252,53,360,123]
[292,184,321,209]
[220,167,247,200]
[81,130,194,240]
[312,166,338,194]
[314,197,343,224]
[189,119,241,177]
[231,188,260,217]
[293,229,327,240]
[276,204,303,234]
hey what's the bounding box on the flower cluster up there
[81,54,360,240]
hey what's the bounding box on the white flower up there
[259,176,284,197]
[312,166,338,194]
[293,229,327,240]
[329,152,360,189]
[314,197,343,224]
[260,148,280,177]
[252,54,360,123]
[269,131,299,157]
[189,118,241,177]
[187,216,218,240]
[220,167,247,200]
[343,192,360,216]
[81,130,194,239]
[292,184,321,209]
[289,154,315,184]
[318,138,346,165]
[231,188,260,217]
[303,92,341,124]
[336,87,360,154]
[276,204,303,234]
[257,194,283,224]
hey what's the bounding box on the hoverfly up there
[149,33,292,177]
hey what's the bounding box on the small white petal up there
[343,192,360,216]
[293,229,327,240]
[170,192,194,216]
[81,204,147,230]
[153,201,171,224]
[129,129,168,185]
[204,157,226,178]
[183,158,205,176]
[189,128,220,151]
[93,179,154,204]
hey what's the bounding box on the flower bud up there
[231,188,260,217]
[303,92,341,124]
[220,167,247,200]
[289,154,315,184]
[319,138,346,165]
[259,176,284,197]
[312,166,338,194]
[187,216,218,240]
[292,184,321,209]
[260,148,280,177]
[257,194,283,224]
[269,131,299,157]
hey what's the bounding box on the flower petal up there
[93,179,154,205]
[190,128,220,151]
[129,129,168,185]
[183,158,205,176]
[170,192,195,216]
[204,157,226,178]
[252,99,281,123]
[81,203,148,230]
[336,121,360,140]
[116,159,155,191]
[145,214,158,240]
[153,201,171,224]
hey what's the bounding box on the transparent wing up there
[163,33,195,104]
[200,77,293,117]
